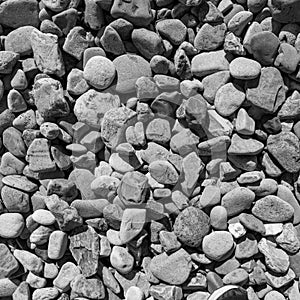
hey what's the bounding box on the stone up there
[113,54,152,94]
[3,127,26,157]
[223,269,249,286]
[235,233,258,259]
[67,68,89,96]
[110,0,152,27]
[227,11,253,36]
[91,175,119,198]
[74,90,120,129]
[150,249,192,285]
[32,77,69,119]
[53,262,81,291]
[228,134,264,156]
[264,223,284,236]
[229,57,261,80]
[252,195,294,223]
[1,186,30,213]
[0,243,19,279]
[32,287,59,300]
[221,187,255,217]
[26,138,56,173]
[249,31,280,65]
[274,43,300,74]
[264,291,285,300]
[214,83,245,117]
[135,77,160,100]
[191,50,232,77]
[235,108,255,135]
[146,118,171,145]
[0,213,24,238]
[275,223,300,254]
[269,0,300,23]
[83,56,115,90]
[44,195,83,232]
[0,152,25,176]
[12,281,30,300]
[149,160,179,185]
[119,209,146,244]
[52,8,78,36]
[31,29,65,77]
[32,209,55,226]
[149,284,183,300]
[246,67,287,114]
[265,268,295,288]
[0,0,39,28]
[48,231,68,260]
[267,132,300,173]
[210,206,228,230]
[0,51,19,74]
[238,213,265,235]
[132,28,164,60]
[5,26,35,56]
[13,249,43,274]
[228,222,246,239]
[100,25,125,56]
[11,69,28,90]
[0,278,19,297]
[173,206,210,248]
[258,238,290,273]
[194,23,227,52]
[110,246,134,274]
[7,89,27,113]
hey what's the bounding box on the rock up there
[100,26,125,56]
[269,0,300,23]
[149,284,183,300]
[0,213,24,238]
[150,249,192,285]
[12,281,30,300]
[246,67,287,114]
[7,89,27,113]
[235,108,255,135]
[235,233,258,259]
[227,11,253,36]
[32,209,56,225]
[223,269,249,285]
[70,275,105,299]
[0,243,19,279]
[31,29,65,77]
[265,268,295,289]
[258,238,290,273]
[210,206,228,230]
[113,54,152,94]
[274,43,300,74]
[191,50,232,77]
[214,83,245,117]
[229,57,261,80]
[202,231,234,261]
[5,26,35,56]
[221,187,255,217]
[228,134,264,156]
[3,127,26,157]
[146,118,171,145]
[149,160,179,185]
[48,231,68,260]
[267,132,300,173]
[67,68,89,96]
[110,0,152,27]
[52,8,78,36]
[238,213,265,235]
[1,186,30,213]
[0,0,39,28]
[249,31,280,65]
[0,278,19,297]
[32,77,69,119]
[44,195,83,232]
[32,287,59,300]
[173,206,210,247]
[252,195,294,222]
[119,209,146,244]
[110,246,134,274]
[132,28,164,60]
[0,51,19,74]
[200,185,221,208]
[13,249,43,274]
[53,262,81,292]
[74,90,120,129]
[275,223,300,254]
[194,23,226,52]
[83,56,116,90]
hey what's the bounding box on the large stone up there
[69,225,99,277]
[228,134,264,156]
[252,195,294,223]
[31,29,65,77]
[173,206,210,248]
[269,0,300,23]
[150,249,192,285]
[246,67,287,113]
[267,132,300,173]
[0,244,19,279]
[74,90,120,128]
[0,213,24,238]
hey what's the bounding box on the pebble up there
[110,246,134,274]
[0,213,24,238]
[229,57,261,80]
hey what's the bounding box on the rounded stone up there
[110,246,134,274]
[202,231,234,261]
[210,206,228,230]
[264,291,285,300]
[229,57,261,80]
[252,195,294,222]
[48,230,68,260]
[173,206,210,248]
[83,56,116,90]
[0,213,24,238]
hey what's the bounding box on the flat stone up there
[221,187,255,217]
[173,206,210,248]
[238,213,266,235]
[202,231,234,261]
[228,134,264,156]
[149,160,179,185]
[214,83,245,117]
[32,209,56,226]
[69,225,99,277]
[74,90,120,129]
[191,50,232,77]
[265,268,295,289]
[113,54,152,94]
[0,243,19,279]
[252,195,294,222]
[13,249,43,274]
[150,249,192,285]
[0,0,39,28]
[223,268,249,285]
[258,238,290,273]
[235,233,258,259]
[246,67,287,113]
[1,186,30,213]
[31,29,65,77]
[32,287,59,300]
[267,132,300,173]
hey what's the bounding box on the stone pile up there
[0,0,300,299]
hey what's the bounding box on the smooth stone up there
[265,268,295,289]
[0,243,19,279]
[0,278,19,297]
[32,209,55,226]
[227,11,253,36]
[221,187,255,217]
[238,213,266,235]
[1,186,30,213]
[70,199,109,218]
[91,175,120,198]
[235,233,258,259]
[229,57,261,80]
[7,89,27,113]
[0,213,24,238]
[48,230,68,260]
[235,108,255,135]
[228,134,264,155]
[13,249,43,274]
[110,246,134,274]
[149,160,179,185]
[210,206,228,230]
[263,223,284,236]
[223,268,249,285]
[252,195,294,222]
[202,231,234,261]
